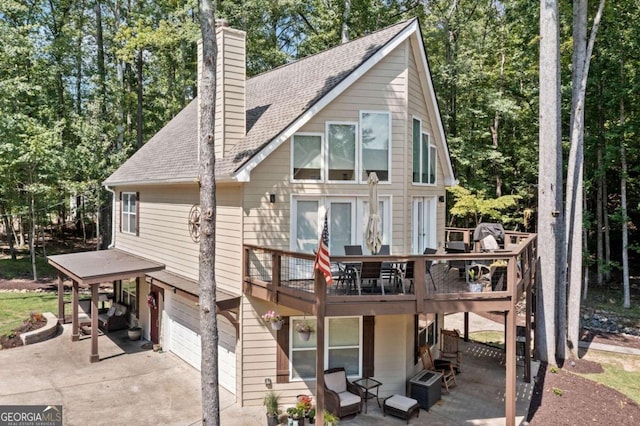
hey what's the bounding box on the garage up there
[164,292,237,394]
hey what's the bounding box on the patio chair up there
[357,260,384,295]
[444,241,469,278]
[420,345,457,393]
[440,329,462,373]
[324,367,364,418]
[377,245,397,289]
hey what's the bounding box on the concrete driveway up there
[0,325,263,425]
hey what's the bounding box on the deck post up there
[90,284,100,362]
[314,270,326,426]
[72,280,79,341]
[414,256,425,313]
[525,272,533,382]
[505,307,517,426]
[57,273,65,324]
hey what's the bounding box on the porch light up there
[269,193,276,203]
[264,377,272,388]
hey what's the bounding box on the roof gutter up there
[104,175,240,187]
[104,185,116,249]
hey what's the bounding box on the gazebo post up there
[72,280,79,342]
[57,273,65,324]
[90,283,100,362]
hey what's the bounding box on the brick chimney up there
[197,19,246,160]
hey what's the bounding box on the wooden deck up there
[243,231,536,317]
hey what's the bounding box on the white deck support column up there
[57,273,65,324]
[90,284,100,362]
[72,280,79,341]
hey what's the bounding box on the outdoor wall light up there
[439,195,446,203]
[269,193,276,203]
[264,378,272,389]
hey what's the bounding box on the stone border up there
[20,312,60,345]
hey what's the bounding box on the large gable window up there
[412,118,436,185]
[121,192,138,235]
[292,134,323,181]
[360,111,390,182]
[327,122,357,181]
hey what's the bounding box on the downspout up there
[104,185,116,249]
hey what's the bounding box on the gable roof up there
[104,18,452,186]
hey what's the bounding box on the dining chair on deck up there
[343,245,363,294]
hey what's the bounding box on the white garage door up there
[164,293,236,394]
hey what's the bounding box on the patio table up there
[354,377,382,413]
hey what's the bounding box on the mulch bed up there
[527,360,640,425]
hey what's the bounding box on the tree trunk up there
[29,192,37,281]
[95,1,107,115]
[596,80,604,289]
[536,0,562,364]
[0,203,16,260]
[619,61,630,309]
[198,1,219,424]
[341,0,351,43]
[136,48,144,149]
[565,0,605,357]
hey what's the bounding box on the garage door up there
[164,294,236,394]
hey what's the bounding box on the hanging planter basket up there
[271,320,284,331]
[298,330,311,341]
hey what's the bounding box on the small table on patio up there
[354,377,382,413]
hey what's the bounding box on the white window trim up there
[289,316,362,382]
[360,110,392,184]
[291,132,325,182]
[121,192,137,235]
[326,121,359,184]
[412,196,437,254]
[411,116,437,186]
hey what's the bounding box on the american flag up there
[314,213,333,285]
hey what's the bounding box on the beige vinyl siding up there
[216,27,246,159]
[243,41,410,253]
[114,183,243,295]
[374,315,413,397]
[241,297,312,406]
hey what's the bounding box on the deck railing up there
[243,230,536,312]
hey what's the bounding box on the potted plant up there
[306,408,315,424]
[296,395,313,422]
[263,390,280,426]
[128,318,142,340]
[467,266,485,293]
[262,310,284,330]
[322,410,338,426]
[287,407,304,426]
[295,320,314,341]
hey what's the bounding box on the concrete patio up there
[0,316,536,425]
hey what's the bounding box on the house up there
[48,18,534,425]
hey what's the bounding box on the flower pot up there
[298,330,311,341]
[267,414,279,426]
[128,327,142,341]
[271,320,283,331]
[468,282,483,293]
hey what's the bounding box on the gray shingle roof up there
[104,19,415,185]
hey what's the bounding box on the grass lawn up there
[0,256,56,280]
[578,350,640,404]
[0,292,69,336]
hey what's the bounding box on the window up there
[121,192,137,234]
[360,111,390,181]
[415,313,437,364]
[327,317,362,376]
[412,118,436,184]
[290,318,318,381]
[120,278,138,316]
[292,134,323,181]
[291,197,390,256]
[290,317,361,381]
[327,123,357,181]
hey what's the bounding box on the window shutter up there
[414,315,419,365]
[135,278,140,316]
[135,192,140,236]
[276,317,290,383]
[362,316,375,378]
[119,192,122,233]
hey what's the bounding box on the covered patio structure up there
[48,249,164,362]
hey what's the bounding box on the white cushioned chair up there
[324,367,363,418]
